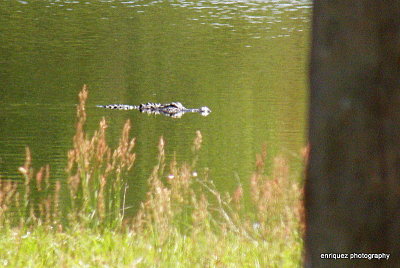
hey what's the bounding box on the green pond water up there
[0,0,310,210]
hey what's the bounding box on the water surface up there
[0,0,310,208]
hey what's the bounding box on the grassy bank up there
[0,86,304,267]
[0,226,301,267]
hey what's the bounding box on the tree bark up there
[306,1,400,267]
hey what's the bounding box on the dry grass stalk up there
[66,85,136,226]
[133,131,227,239]
[191,193,210,235]
[132,137,172,240]
[97,175,106,220]
[53,180,61,225]
[10,148,62,227]
[191,130,202,167]
[0,179,18,225]
[245,152,302,240]
[0,85,136,228]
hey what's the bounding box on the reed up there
[132,134,303,247]
[0,178,17,226]
[66,85,136,227]
[12,147,61,228]
[0,85,136,229]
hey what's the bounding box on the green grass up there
[0,226,302,267]
[0,85,304,267]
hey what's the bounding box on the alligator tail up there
[96,104,137,110]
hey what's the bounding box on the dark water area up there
[0,0,310,209]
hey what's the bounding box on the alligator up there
[96,102,211,118]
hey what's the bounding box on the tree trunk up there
[306,1,400,267]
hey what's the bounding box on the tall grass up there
[0,147,61,228]
[66,85,135,227]
[0,85,304,267]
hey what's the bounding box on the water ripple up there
[13,0,311,38]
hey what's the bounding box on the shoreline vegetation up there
[0,85,304,267]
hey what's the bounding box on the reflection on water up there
[0,0,310,208]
